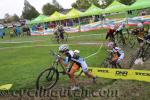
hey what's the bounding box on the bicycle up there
[115,31,136,48]
[36,50,79,90]
[128,39,150,68]
[51,31,68,44]
[100,50,122,68]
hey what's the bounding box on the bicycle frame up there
[50,50,76,74]
[50,50,66,73]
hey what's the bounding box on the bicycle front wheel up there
[36,67,59,90]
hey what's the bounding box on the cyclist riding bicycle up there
[57,25,65,40]
[59,44,96,90]
[136,23,145,45]
[134,34,150,65]
[106,27,116,42]
[107,42,125,68]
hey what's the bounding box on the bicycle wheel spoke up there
[36,68,59,90]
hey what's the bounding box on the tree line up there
[3,0,136,23]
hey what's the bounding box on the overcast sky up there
[0,0,76,19]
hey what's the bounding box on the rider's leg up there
[120,31,126,45]
[69,63,80,87]
[80,60,96,82]
[60,34,64,43]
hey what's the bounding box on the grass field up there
[0,29,108,90]
[0,29,150,100]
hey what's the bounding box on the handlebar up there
[137,37,150,44]
[49,50,61,60]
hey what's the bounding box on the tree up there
[52,0,63,10]
[22,0,39,20]
[42,3,59,16]
[4,13,11,23]
[118,0,136,5]
[96,0,112,8]
[12,14,20,22]
[71,0,112,10]
[72,0,91,10]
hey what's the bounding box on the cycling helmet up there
[59,44,69,52]
[137,23,143,28]
[74,50,80,54]
[107,42,115,48]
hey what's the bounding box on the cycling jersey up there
[137,28,145,39]
[64,50,88,72]
[106,29,116,40]
[113,47,125,60]
[117,24,124,32]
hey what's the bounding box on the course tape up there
[83,67,150,83]
[85,43,103,59]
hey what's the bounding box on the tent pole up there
[78,18,81,25]
[43,23,45,35]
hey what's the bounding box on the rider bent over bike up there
[108,42,125,68]
[58,44,96,90]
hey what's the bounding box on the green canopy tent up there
[44,11,66,22]
[82,4,103,16]
[65,8,83,19]
[30,15,48,24]
[104,0,129,14]
[65,8,84,26]
[129,0,150,10]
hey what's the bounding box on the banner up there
[31,15,150,35]
[83,67,150,83]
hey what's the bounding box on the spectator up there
[0,28,4,39]
[16,26,21,37]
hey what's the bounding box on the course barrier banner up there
[84,67,150,83]
[0,84,12,90]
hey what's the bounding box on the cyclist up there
[115,23,126,45]
[59,44,96,90]
[107,42,125,68]
[136,23,145,46]
[53,27,60,42]
[106,27,116,42]
[58,25,65,41]
[134,34,150,65]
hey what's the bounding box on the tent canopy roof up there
[129,0,150,10]
[44,11,66,22]
[104,0,129,13]
[83,4,103,16]
[30,15,48,24]
[65,8,83,19]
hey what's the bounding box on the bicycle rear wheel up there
[128,48,141,68]
[143,46,150,61]
[100,59,112,68]
[128,37,136,48]
[36,67,59,90]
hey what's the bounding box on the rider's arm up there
[61,52,72,66]
[106,32,109,40]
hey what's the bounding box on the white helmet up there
[59,44,69,52]
[137,23,143,28]
[107,42,115,48]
